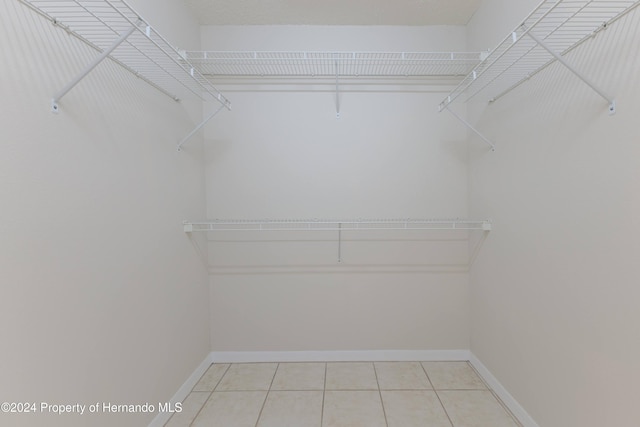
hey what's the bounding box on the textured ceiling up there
[184,0,482,26]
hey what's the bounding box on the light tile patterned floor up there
[164,361,522,427]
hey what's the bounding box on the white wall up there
[467,2,640,426]
[0,1,209,426]
[202,26,474,352]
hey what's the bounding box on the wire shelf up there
[440,0,640,110]
[19,0,230,108]
[185,51,483,78]
[183,219,492,232]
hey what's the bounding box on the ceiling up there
[183,0,483,26]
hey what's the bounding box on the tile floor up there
[164,361,521,427]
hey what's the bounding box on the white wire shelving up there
[18,0,231,150]
[439,0,640,150]
[184,218,491,264]
[186,50,483,118]
[185,51,483,78]
[183,219,492,233]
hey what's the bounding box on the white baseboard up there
[211,349,471,363]
[148,352,214,427]
[469,352,539,427]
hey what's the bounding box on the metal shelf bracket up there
[337,223,342,263]
[335,57,341,119]
[524,27,616,115]
[51,21,140,113]
[177,101,228,152]
[441,105,496,151]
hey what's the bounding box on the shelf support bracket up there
[525,30,616,115]
[443,105,496,151]
[51,22,140,113]
[177,103,226,152]
[335,57,340,119]
[337,222,342,263]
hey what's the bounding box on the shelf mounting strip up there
[439,0,640,149]
[18,0,232,150]
[183,218,491,264]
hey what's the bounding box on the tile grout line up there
[466,361,491,390]
[435,388,491,391]
[320,362,329,427]
[253,363,280,427]
[487,388,524,427]
[466,362,524,427]
[372,362,389,427]
[320,362,327,427]
[209,389,277,393]
[421,362,455,427]
[214,388,325,392]
[187,363,231,427]
[321,388,380,391]
[213,363,233,392]
[185,390,213,427]
[489,388,525,427]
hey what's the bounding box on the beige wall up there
[202,25,474,352]
[0,1,209,426]
[467,2,640,426]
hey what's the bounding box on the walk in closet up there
[3,1,640,426]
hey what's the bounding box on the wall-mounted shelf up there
[184,218,491,264]
[185,51,483,78]
[186,50,482,118]
[18,0,231,150]
[183,219,492,233]
[439,0,640,150]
